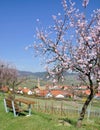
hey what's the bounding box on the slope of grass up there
[0,93,100,130]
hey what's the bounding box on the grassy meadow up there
[0,93,100,130]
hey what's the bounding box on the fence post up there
[61,102,63,116]
[87,101,92,120]
[51,101,53,114]
[45,102,47,112]
[37,100,40,112]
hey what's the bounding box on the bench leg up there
[4,99,9,113]
[12,101,17,117]
[28,104,32,116]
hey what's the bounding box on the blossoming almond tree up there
[0,60,27,99]
[72,6,100,127]
[27,0,100,127]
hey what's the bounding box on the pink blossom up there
[36,19,39,22]
[82,0,89,8]
[89,64,92,68]
[52,15,56,20]
[53,79,57,83]
[58,13,61,16]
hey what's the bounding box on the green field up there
[0,93,100,130]
[17,73,81,89]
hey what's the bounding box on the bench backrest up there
[4,98,20,117]
[5,98,19,110]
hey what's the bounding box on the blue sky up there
[0,0,100,72]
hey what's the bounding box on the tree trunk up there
[77,91,94,128]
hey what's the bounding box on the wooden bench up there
[4,98,24,117]
[15,98,35,116]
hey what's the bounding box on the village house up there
[0,86,9,92]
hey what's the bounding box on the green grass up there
[0,93,100,130]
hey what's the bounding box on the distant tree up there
[27,0,100,127]
[0,60,27,98]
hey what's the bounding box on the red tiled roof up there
[18,86,23,91]
[0,86,9,92]
[22,87,30,93]
[51,90,64,96]
[85,89,90,95]
[38,90,48,96]
[96,92,100,97]
[80,86,87,89]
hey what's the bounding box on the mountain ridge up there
[18,70,77,77]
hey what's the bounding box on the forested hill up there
[18,70,48,78]
[18,70,79,86]
[18,70,77,79]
